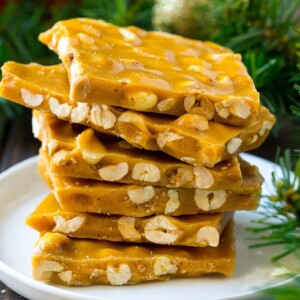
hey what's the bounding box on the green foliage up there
[0,0,79,119]
[153,0,300,123]
[214,0,300,123]
[0,1,78,67]
[0,0,154,69]
[0,0,154,120]
[80,0,154,28]
[291,105,300,120]
[260,275,300,300]
[0,0,299,125]
[248,149,300,262]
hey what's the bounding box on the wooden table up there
[0,109,39,300]
[0,109,295,299]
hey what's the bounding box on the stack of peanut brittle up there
[0,18,275,286]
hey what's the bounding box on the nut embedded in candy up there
[98,162,129,181]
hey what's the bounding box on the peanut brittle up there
[0,62,275,167]
[38,150,261,216]
[39,18,259,125]
[34,111,243,189]
[27,193,232,247]
[32,221,235,285]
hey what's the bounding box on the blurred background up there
[0,0,299,163]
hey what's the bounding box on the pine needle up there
[248,149,300,262]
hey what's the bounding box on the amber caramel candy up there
[0,62,275,167]
[34,111,243,189]
[27,194,232,247]
[38,150,261,216]
[32,221,235,285]
[39,18,259,125]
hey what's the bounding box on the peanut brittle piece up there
[39,18,259,125]
[26,193,232,247]
[38,150,261,217]
[34,112,243,189]
[0,62,275,167]
[32,221,235,285]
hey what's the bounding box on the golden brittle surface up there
[0,62,275,167]
[32,221,235,285]
[27,193,232,247]
[38,150,261,217]
[34,111,243,189]
[38,18,260,124]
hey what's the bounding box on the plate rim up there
[0,153,297,300]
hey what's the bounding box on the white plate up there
[0,154,298,300]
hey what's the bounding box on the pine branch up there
[153,0,300,126]
[291,105,300,120]
[248,149,300,262]
[0,0,299,125]
[0,0,154,120]
[79,0,154,28]
[212,0,300,122]
[0,0,154,68]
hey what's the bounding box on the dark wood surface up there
[0,109,296,299]
[0,109,39,300]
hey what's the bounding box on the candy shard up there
[37,149,262,217]
[38,18,260,125]
[0,62,275,167]
[26,193,232,247]
[32,221,236,285]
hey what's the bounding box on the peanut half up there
[132,163,161,182]
[196,226,220,247]
[194,190,227,211]
[127,186,155,204]
[71,102,90,123]
[144,216,181,244]
[76,129,106,164]
[194,167,214,189]
[154,256,178,276]
[227,137,242,154]
[49,97,72,119]
[259,121,273,136]
[53,216,86,234]
[165,190,180,214]
[58,271,73,283]
[118,216,141,241]
[156,132,183,149]
[127,90,158,110]
[106,264,132,285]
[157,98,176,112]
[21,88,43,107]
[89,104,117,129]
[98,162,129,181]
[34,260,64,281]
[118,111,149,133]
